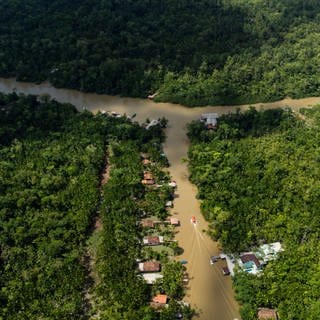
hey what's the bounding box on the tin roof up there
[258,308,278,320]
[139,261,161,272]
[240,254,261,267]
[152,294,167,304]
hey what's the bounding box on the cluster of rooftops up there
[221,242,283,276]
[137,152,183,308]
[216,243,283,319]
[138,152,281,316]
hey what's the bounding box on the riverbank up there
[1,78,320,121]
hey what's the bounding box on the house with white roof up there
[222,242,283,276]
[200,113,219,128]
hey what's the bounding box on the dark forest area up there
[1,1,320,105]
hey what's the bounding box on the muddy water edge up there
[1,78,320,320]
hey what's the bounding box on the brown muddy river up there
[1,78,319,320]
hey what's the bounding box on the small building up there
[143,236,164,246]
[142,273,163,284]
[240,254,260,267]
[142,171,155,185]
[169,217,180,226]
[258,308,279,320]
[168,181,177,188]
[139,261,161,273]
[200,113,219,128]
[142,159,151,166]
[141,220,155,228]
[141,179,155,185]
[165,200,173,208]
[152,294,167,305]
[258,242,283,263]
[239,253,261,274]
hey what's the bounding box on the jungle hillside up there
[1,0,320,106]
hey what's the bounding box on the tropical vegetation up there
[0,92,191,319]
[187,107,320,319]
[1,1,320,106]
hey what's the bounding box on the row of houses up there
[138,152,181,309]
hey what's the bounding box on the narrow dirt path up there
[83,152,109,317]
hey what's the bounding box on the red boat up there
[191,216,196,224]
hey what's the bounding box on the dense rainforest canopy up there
[187,107,320,319]
[0,93,190,319]
[0,93,109,319]
[1,0,320,105]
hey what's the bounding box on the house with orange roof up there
[153,294,167,304]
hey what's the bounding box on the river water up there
[1,78,320,320]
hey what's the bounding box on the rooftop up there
[142,159,151,165]
[143,236,164,245]
[258,242,283,262]
[141,220,155,228]
[142,273,163,284]
[170,217,180,225]
[240,253,261,267]
[152,294,167,305]
[258,308,278,320]
[141,179,155,185]
[139,261,161,272]
[165,200,173,207]
[200,113,219,126]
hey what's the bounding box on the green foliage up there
[0,92,77,145]
[0,93,170,318]
[94,139,192,318]
[188,107,320,319]
[154,261,184,299]
[0,95,111,318]
[2,1,320,105]
[93,141,150,317]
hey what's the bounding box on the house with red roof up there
[239,253,261,274]
[143,236,164,246]
[150,294,168,308]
